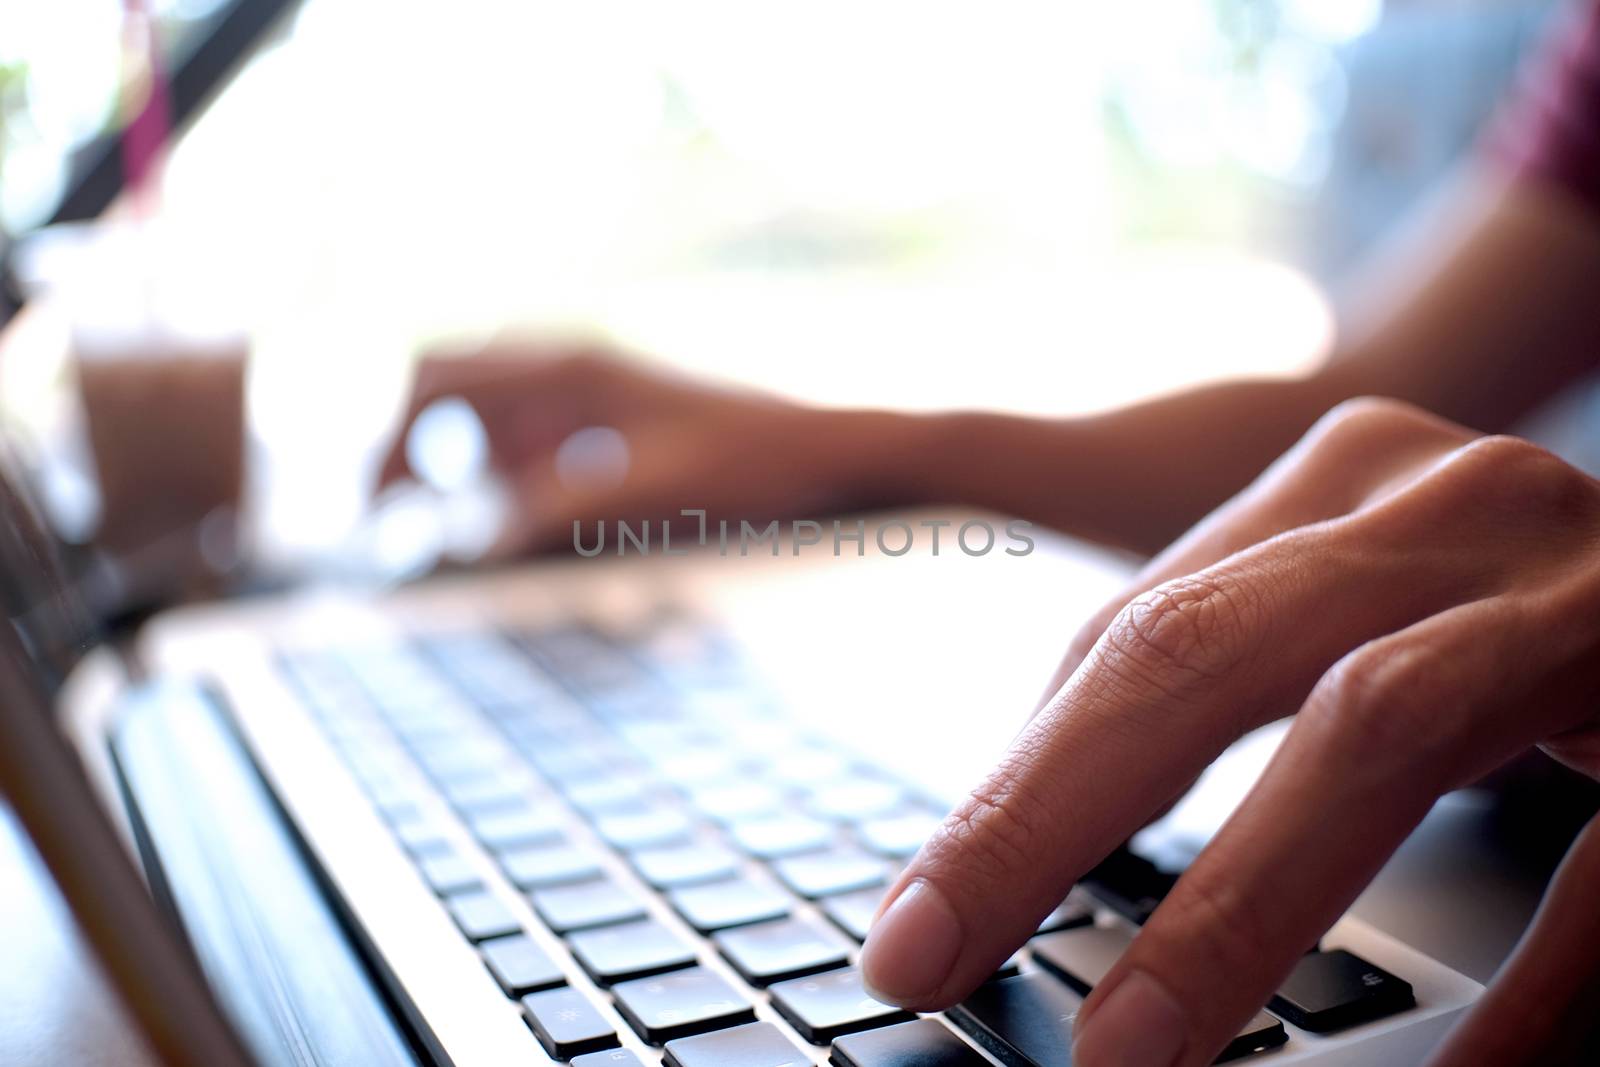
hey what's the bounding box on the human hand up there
[859,397,1600,1066]
[376,342,912,555]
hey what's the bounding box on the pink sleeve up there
[1491,0,1600,215]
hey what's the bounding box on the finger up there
[1427,814,1600,1066]
[1071,597,1592,1067]
[859,520,1481,1011]
[373,348,611,496]
[375,354,475,493]
[1033,403,1476,711]
[486,438,707,558]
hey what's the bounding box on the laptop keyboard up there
[279,618,1415,1066]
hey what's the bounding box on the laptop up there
[0,410,1489,1067]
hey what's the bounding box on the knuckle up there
[1101,573,1262,690]
[1434,435,1598,520]
[1158,870,1281,980]
[1298,397,1476,477]
[1306,643,1448,767]
[1306,396,1433,451]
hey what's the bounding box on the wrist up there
[784,407,942,511]
[804,407,1066,514]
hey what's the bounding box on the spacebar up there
[224,658,555,1066]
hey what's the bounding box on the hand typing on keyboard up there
[376,344,906,557]
[857,400,1600,1066]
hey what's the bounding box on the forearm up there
[859,375,1350,555]
[848,173,1600,556]
[1324,173,1600,433]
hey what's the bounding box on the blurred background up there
[0,0,1569,574]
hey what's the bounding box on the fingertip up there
[859,878,965,1009]
[1072,968,1188,1067]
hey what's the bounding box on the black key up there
[714,916,851,986]
[820,885,887,941]
[417,850,482,895]
[470,805,566,851]
[569,919,698,984]
[1079,849,1176,925]
[445,888,522,941]
[632,843,741,889]
[611,966,756,1044]
[1036,895,1094,935]
[769,966,912,1043]
[501,842,604,889]
[1218,1012,1288,1062]
[1030,925,1132,995]
[1033,928,1289,1061]
[572,1050,648,1067]
[663,1021,810,1067]
[949,973,1080,1067]
[832,1019,991,1067]
[669,876,791,933]
[728,814,833,859]
[521,986,619,1059]
[1268,949,1414,1033]
[772,849,887,899]
[480,934,567,996]
[530,877,647,933]
[596,809,695,851]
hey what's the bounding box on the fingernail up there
[859,878,962,1006]
[1073,970,1187,1067]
